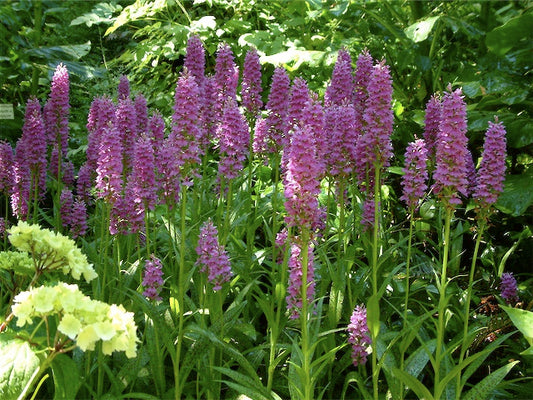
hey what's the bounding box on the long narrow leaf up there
[462,361,519,400]
[392,368,435,400]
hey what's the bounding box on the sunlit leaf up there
[405,16,440,43]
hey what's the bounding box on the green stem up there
[174,185,188,400]
[456,222,485,397]
[434,206,453,399]
[300,229,312,400]
[371,166,381,400]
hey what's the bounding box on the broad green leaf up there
[501,305,533,352]
[405,339,436,379]
[505,118,533,149]
[462,361,519,400]
[24,43,91,60]
[486,13,533,56]
[51,353,81,400]
[495,170,533,217]
[392,368,434,400]
[0,336,41,400]
[405,16,440,42]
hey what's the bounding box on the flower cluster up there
[432,87,470,208]
[400,139,429,210]
[196,220,233,291]
[324,48,354,107]
[241,48,263,116]
[500,272,518,305]
[347,305,371,366]
[12,283,138,358]
[8,221,97,282]
[286,241,315,320]
[474,118,507,210]
[0,250,34,276]
[142,255,164,301]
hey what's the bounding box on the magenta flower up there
[400,139,429,210]
[142,254,164,301]
[214,43,239,112]
[134,94,148,135]
[148,111,165,144]
[128,134,157,213]
[184,35,206,89]
[432,86,470,208]
[171,71,203,181]
[283,124,325,233]
[325,48,354,107]
[0,141,14,196]
[118,75,130,101]
[252,116,268,155]
[20,97,47,199]
[44,63,70,155]
[60,188,74,228]
[86,96,116,172]
[115,98,138,171]
[241,48,263,116]
[347,305,371,366]
[95,125,124,203]
[262,67,291,153]
[287,77,311,133]
[286,240,315,320]
[217,98,250,181]
[474,118,507,209]
[353,49,373,124]
[423,94,442,163]
[10,151,31,220]
[500,272,518,305]
[71,198,88,239]
[154,138,181,208]
[76,163,93,203]
[324,104,358,178]
[196,220,233,291]
[198,76,218,151]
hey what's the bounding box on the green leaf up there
[405,16,440,42]
[501,305,533,352]
[0,336,41,400]
[462,361,519,400]
[24,43,91,60]
[486,13,533,56]
[51,353,81,400]
[366,293,380,337]
[392,368,434,400]
[405,339,436,379]
[505,118,533,149]
[495,170,533,217]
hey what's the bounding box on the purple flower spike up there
[129,134,157,212]
[196,220,233,291]
[0,141,14,196]
[45,63,70,155]
[288,77,311,133]
[283,124,326,233]
[348,305,371,366]
[95,125,124,203]
[433,86,470,208]
[263,67,291,153]
[286,240,315,320]
[400,139,429,210]
[134,94,149,135]
[500,272,518,304]
[474,118,507,209]
[423,94,442,162]
[184,35,206,89]
[60,188,74,228]
[118,75,130,101]
[142,254,164,301]
[325,48,355,107]
[241,48,263,116]
[214,43,239,110]
[115,98,138,171]
[217,98,250,181]
[353,49,373,123]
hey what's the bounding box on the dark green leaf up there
[462,361,519,400]
[51,353,81,400]
[495,170,533,216]
[486,13,533,56]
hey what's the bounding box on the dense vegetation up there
[1,1,532,399]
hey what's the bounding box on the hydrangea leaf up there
[0,335,41,400]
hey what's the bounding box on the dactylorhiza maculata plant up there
[142,254,164,301]
[195,219,233,291]
[347,305,371,367]
[241,47,263,117]
[400,139,429,211]
[500,272,519,305]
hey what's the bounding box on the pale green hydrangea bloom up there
[0,251,34,275]
[11,283,139,358]
[7,221,97,282]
